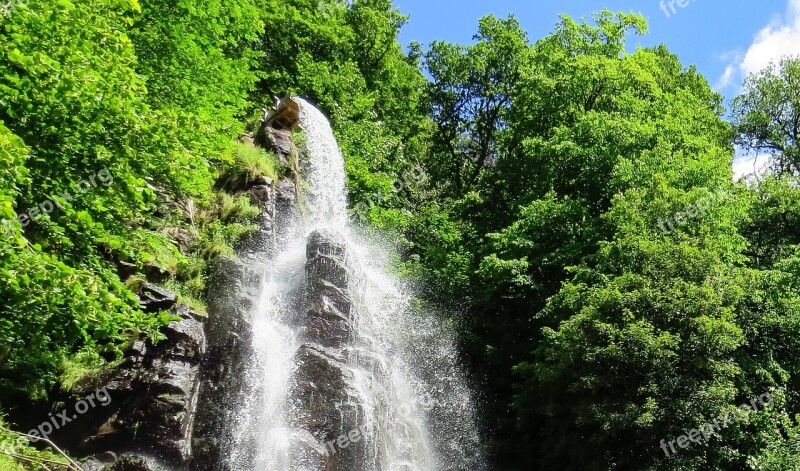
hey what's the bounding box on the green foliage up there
[220,142,282,190]
[732,56,800,175]
[740,174,800,267]
[164,192,259,302]
[0,0,266,405]
[60,349,123,393]
[0,416,68,470]
[0,243,163,398]
[410,10,800,470]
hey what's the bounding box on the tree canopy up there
[1,2,800,469]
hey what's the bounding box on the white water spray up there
[224,97,484,470]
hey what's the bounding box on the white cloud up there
[713,63,736,91]
[732,150,771,181]
[717,0,800,91]
[740,0,800,76]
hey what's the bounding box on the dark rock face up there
[239,176,276,260]
[303,231,353,349]
[190,160,299,470]
[138,283,178,312]
[263,127,298,168]
[75,300,206,468]
[290,345,369,470]
[190,256,257,470]
[288,230,379,470]
[82,453,164,471]
[275,177,302,245]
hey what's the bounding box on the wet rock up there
[82,453,163,471]
[306,230,349,291]
[290,346,371,471]
[303,231,353,348]
[290,345,357,430]
[238,176,276,259]
[288,430,328,470]
[190,256,257,470]
[288,230,379,470]
[138,283,178,312]
[75,303,206,465]
[105,456,156,471]
[263,127,298,169]
[275,178,302,244]
[303,280,353,348]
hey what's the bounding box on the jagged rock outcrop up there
[263,127,299,169]
[239,175,276,259]
[257,96,300,171]
[288,230,379,470]
[190,256,258,470]
[262,99,303,244]
[138,283,178,312]
[302,231,353,348]
[190,97,305,470]
[74,298,206,468]
[191,140,300,471]
[263,96,301,131]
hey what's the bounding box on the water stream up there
[223,98,484,471]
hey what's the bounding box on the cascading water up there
[223,97,484,470]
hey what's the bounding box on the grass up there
[220,142,281,190]
[60,349,125,393]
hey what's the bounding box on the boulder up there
[263,127,298,169]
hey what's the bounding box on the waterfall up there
[297,103,349,230]
[223,98,484,471]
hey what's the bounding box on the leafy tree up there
[739,174,800,268]
[732,56,800,175]
[423,15,528,197]
[413,11,800,470]
[128,0,264,173]
[0,0,268,401]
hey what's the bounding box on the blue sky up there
[394,0,797,99]
[392,0,800,177]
